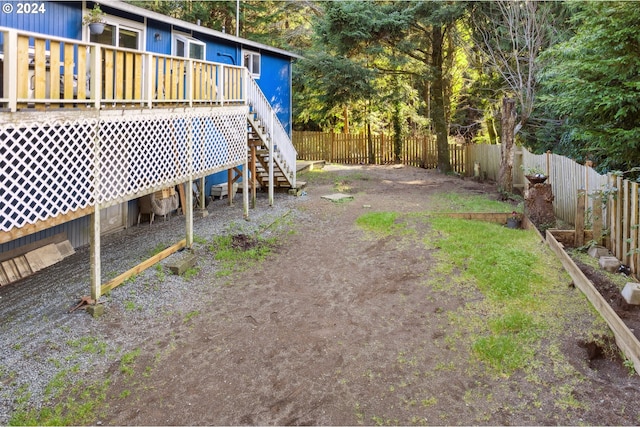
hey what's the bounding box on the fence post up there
[331,131,335,163]
[616,175,624,260]
[592,193,603,246]
[630,182,639,275]
[575,189,586,247]
[623,179,631,266]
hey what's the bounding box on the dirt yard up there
[4,164,640,425]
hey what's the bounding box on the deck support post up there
[228,169,234,206]
[250,144,257,209]
[186,179,193,249]
[268,112,274,206]
[90,206,101,301]
[243,155,250,220]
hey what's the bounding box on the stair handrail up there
[244,70,297,187]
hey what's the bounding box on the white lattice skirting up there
[0,106,248,233]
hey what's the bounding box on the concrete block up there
[621,282,640,305]
[321,193,354,203]
[168,252,197,275]
[194,209,209,218]
[86,304,105,318]
[599,256,621,273]
[588,245,610,259]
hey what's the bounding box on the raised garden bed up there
[547,230,640,375]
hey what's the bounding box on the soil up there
[96,164,640,426]
[4,164,640,425]
[571,258,640,342]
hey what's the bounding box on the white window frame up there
[85,14,145,50]
[172,32,206,60]
[243,50,261,78]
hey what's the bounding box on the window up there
[173,34,205,60]
[243,51,261,78]
[88,16,143,49]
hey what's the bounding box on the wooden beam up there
[101,239,187,295]
[250,144,257,209]
[546,231,640,375]
[90,208,101,301]
[227,169,234,206]
[0,206,94,245]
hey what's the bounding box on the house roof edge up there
[100,0,303,59]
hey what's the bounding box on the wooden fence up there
[293,133,639,275]
[468,144,639,276]
[292,131,466,173]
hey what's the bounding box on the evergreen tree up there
[538,2,640,172]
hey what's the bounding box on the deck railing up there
[246,72,296,187]
[0,27,245,111]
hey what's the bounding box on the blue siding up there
[0,1,82,39]
[195,31,239,65]
[259,54,292,136]
[146,19,172,54]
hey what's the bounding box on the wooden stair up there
[246,113,296,190]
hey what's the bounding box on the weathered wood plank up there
[101,239,187,295]
[104,49,114,100]
[63,42,75,101]
[49,41,60,100]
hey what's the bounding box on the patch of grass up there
[9,371,110,426]
[427,216,582,377]
[148,242,168,257]
[356,211,405,235]
[429,217,542,300]
[193,234,208,245]
[155,263,165,282]
[66,336,107,355]
[428,192,519,213]
[123,300,138,311]
[472,334,532,373]
[120,348,141,376]
[183,310,200,323]
[182,266,200,281]
[209,233,276,277]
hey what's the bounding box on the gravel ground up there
[0,191,302,424]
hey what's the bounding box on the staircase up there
[245,75,297,191]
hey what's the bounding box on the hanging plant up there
[83,4,106,35]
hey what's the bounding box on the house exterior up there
[0,1,299,295]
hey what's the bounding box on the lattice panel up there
[1,118,97,232]
[1,106,248,233]
[191,109,248,177]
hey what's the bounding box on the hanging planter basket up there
[89,22,105,35]
[526,174,548,185]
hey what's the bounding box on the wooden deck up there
[1,26,244,112]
